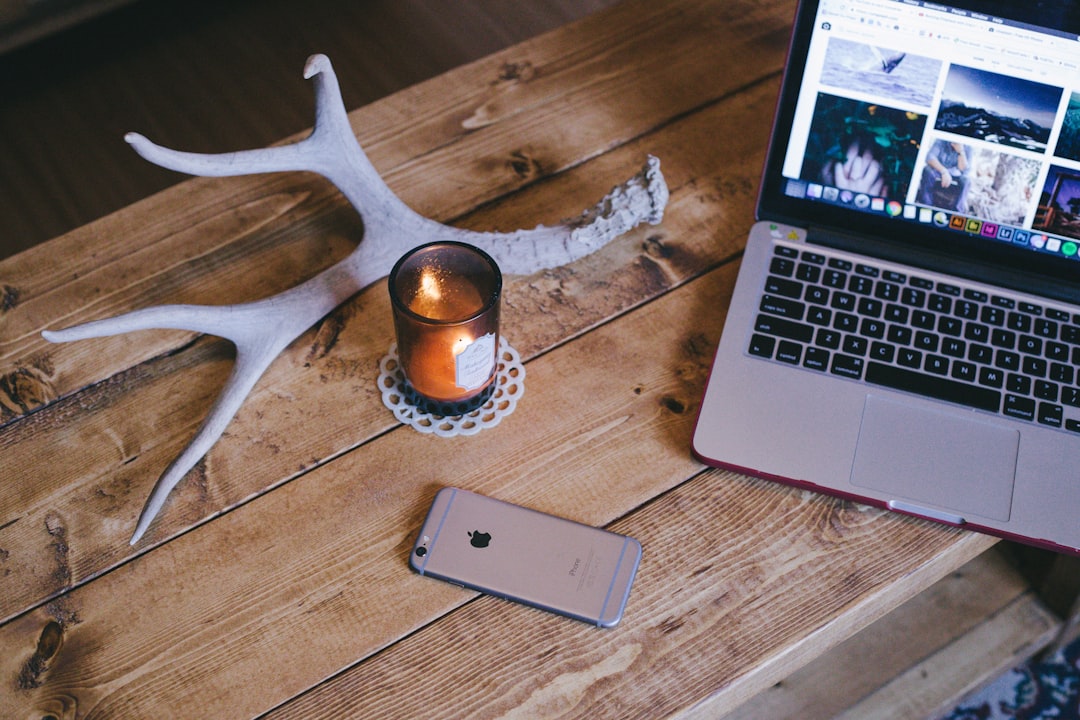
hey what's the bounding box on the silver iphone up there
[410,487,642,628]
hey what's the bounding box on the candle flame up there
[419,268,441,301]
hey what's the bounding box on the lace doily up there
[378,338,525,436]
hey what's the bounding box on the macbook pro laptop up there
[692,0,1080,554]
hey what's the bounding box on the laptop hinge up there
[805,226,1080,306]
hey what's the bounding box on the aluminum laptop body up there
[693,0,1080,554]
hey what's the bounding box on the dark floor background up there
[0,0,614,260]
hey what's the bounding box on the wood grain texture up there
[0,2,787,621]
[720,550,1055,720]
[0,0,1007,717]
[0,0,620,257]
[0,0,793,420]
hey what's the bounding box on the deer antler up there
[43,54,668,544]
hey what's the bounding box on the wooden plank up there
[0,0,795,421]
[718,550,1056,720]
[0,50,784,619]
[1,262,992,719]
[837,593,1059,720]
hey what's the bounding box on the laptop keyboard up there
[750,243,1080,433]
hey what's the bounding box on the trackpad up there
[851,395,1018,521]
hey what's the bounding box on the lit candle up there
[388,242,501,416]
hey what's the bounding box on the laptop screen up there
[759,0,1080,293]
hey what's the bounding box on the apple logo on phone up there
[468,530,492,548]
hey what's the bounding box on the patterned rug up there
[935,636,1080,720]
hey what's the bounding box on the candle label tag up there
[455,332,497,391]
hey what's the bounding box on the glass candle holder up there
[388,241,502,416]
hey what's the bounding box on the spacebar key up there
[865,362,1001,412]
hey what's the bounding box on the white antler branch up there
[44,54,668,544]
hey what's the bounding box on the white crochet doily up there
[378,337,525,436]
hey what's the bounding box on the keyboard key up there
[955,300,979,319]
[941,337,966,358]
[848,276,874,295]
[775,245,798,258]
[982,306,1006,326]
[807,306,832,326]
[885,304,909,323]
[770,257,796,276]
[902,287,927,307]
[936,282,961,296]
[914,331,939,352]
[816,328,841,349]
[870,342,896,363]
[760,295,805,320]
[964,323,990,343]
[910,277,934,290]
[1047,308,1070,321]
[866,362,1001,412]
[755,314,814,343]
[804,347,829,371]
[828,258,853,271]
[1035,318,1059,339]
[823,269,847,288]
[834,313,858,332]
[1007,312,1032,333]
[929,293,953,313]
[860,318,886,339]
[884,270,907,283]
[1022,356,1047,378]
[765,276,803,299]
[995,350,1020,372]
[855,264,879,277]
[1062,387,1080,407]
[938,316,962,336]
[1035,380,1059,402]
[968,344,992,364]
[831,354,864,379]
[801,251,826,265]
[952,361,977,383]
[1047,341,1070,362]
[796,263,822,283]
[979,367,1004,389]
[1018,335,1043,355]
[843,336,868,356]
[992,296,1015,309]
[964,289,989,302]
[805,286,830,305]
[991,329,1016,348]
[925,355,949,375]
[1007,374,1031,395]
[831,292,856,311]
[1019,301,1042,315]
[898,348,923,368]
[858,297,883,318]
[1050,362,1074,384]
[749,334,776,358]
[1038,402,1063,428]
[776,340,802,365]
[888,325,913,345]
[874,282,900,302]
[912,311,935,330]
[1003,394,1035,421]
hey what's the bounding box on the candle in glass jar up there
[389,242,501,416]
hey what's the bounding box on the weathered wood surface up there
[1,0,1001,717]
[721,550,1059,720]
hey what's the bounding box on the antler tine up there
[129,345,282,544]
[43,51,669,543]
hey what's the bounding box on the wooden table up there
[1,0,998,716]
